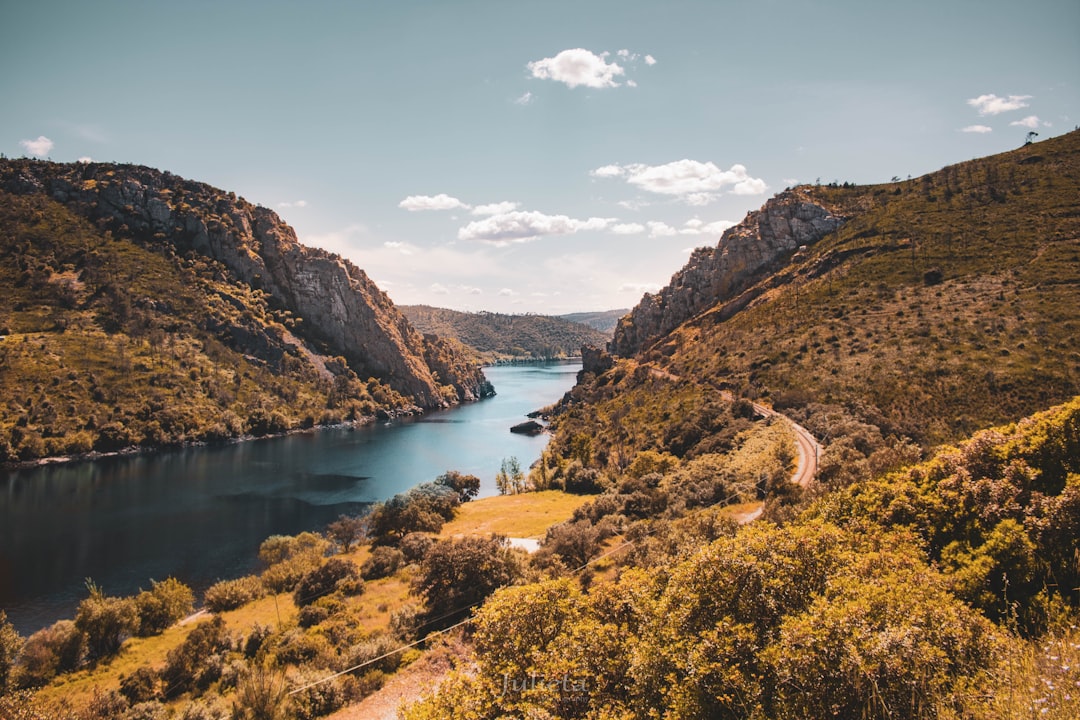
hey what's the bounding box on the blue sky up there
[3,0,1078,314]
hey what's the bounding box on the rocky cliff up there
[0,160,490,408]
[610,189,846,357]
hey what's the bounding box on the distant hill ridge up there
[0,160,491,462]
[401,305,612,362]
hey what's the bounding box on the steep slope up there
[557,131,1079,478]
[400,305,610,362]
[0,160,490,408]
[0,161,492,462]
[611,190,846,357]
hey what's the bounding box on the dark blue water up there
[0,362,579,635]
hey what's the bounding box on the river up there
[0,361,580,636]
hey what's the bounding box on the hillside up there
[541,131,1080,489]
[557,309,628,334]
[400,305,610,362]
[0,161,491,462]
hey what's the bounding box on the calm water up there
[0,361,580,635]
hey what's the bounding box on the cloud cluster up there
[458,210,614,244]
[277,200,308,208]
[594,160,767,204]
[20,135,54,157]
[528,48,625,89]
[967,94,1031,116]
[961,125,993,134]
[526,48,655,90]
[398,194,470,212]
[643,218,735,238]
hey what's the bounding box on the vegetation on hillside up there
[403,397,1080,719]
[657,131,1080,447]
[401,305,610,362]
[0,192,407,462]
[4,136,1078,719]
[557,309,628,334]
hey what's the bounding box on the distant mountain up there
[557,309,628,334]
[0,160,491,462]
[400,305,611,362]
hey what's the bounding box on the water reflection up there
[0,361,579,634]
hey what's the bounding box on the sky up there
[2,0,1078,314]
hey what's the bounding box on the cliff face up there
[0,160,490,408]
[610,189,846,357]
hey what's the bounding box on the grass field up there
[440,490,592,539]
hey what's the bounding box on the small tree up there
[293,558,362,607]
[414,536,521,627]
[325,514,366,553]
[495,457,527,495]
[135,578,195,636]
[435,470,481,502]
[74,581,139,660]
[232,660,289,720]
[0,611,22,694]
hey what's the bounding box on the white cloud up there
[626,79,638,88]
[678,218,736,235]
[782,177,799,186]
[611,223,646,235]
[398,193,470,212]
[620,282,662,294]
[961,125,993,134]
[647,221,678,237]
[277,200,308,208]
[596,160,767,202]
[515,91,533,106]
[644,54,657,66]
[1009,115,1040,128]
[967,93,1031,116]
[457,210,615,244]
[471,201,519,216]
[591,164,625,178]
[498,288,517,297]
[383,241,414,255]
[527,48,625,89]
[20,135,54,157]
[77,156,93,164]
[430,283,449,295]
[301,223,370,257]
[617,49,631,58]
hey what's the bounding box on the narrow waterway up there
[0,361,580,635]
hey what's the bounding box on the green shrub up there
[204,575,263,613]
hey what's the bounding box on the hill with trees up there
[0,161,491,463]
[400,305,611,362]
[557,309,628,334]
[3,134,1078,719]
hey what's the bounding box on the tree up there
[435,470,481,502]
[0,611,21,694]
[293,558,362,607]
[161,616,231,699]
[74,581,139,660]
[16,620,84,687]
[366,483,461,544]
[325,514,366,553]
[495,457,527,495]
[135,577,195,636]
[414,536,521,627]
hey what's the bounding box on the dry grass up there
[439,490,592,540]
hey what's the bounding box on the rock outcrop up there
[0,160,489,408]
[610,189,846,357]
